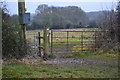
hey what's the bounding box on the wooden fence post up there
[51,30,53,54]
[38,32,41,57]
[43,27,49,60]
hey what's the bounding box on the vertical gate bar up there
[34,34,35,47]
[103,30,106,45]
[38,32,41,57]
[94,30,96,51]
[33,34,36,54]
[67,31,69,52]
[51,30,53,54]
[81,32,83,52]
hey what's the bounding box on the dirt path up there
[46,56,118,67]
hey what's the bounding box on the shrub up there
[2,6,30,60]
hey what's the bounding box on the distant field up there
[26,28,97,44]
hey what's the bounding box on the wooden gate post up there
[51,30,53,54]
[43,27,49,60]
[38,32,41,57]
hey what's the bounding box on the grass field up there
[2,54,118,78]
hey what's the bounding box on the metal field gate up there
[26,28,107,57]
[49,28,105,57]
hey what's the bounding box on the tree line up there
[9,4,118,30]
[30,5,88,29]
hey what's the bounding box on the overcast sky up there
[5,0,117,15]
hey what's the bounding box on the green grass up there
[66,51,119,59]
[2,59,118,78]
[48,54,56,59]
[66,52,94,58]
[53,38,94,42]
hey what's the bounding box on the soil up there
[46,57,118,67]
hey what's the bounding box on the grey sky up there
[6,2,117,15]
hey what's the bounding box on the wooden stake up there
[43,27,49,60]
[51,30,53,54]
[38,32,41,57]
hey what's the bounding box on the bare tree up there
[116,1,120,43]
[95,8,118,53]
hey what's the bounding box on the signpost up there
[18,0,26,40]
[18,0,30,41]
